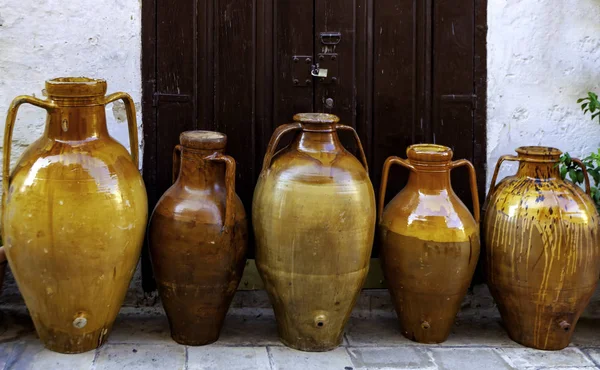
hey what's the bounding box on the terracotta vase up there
[2,78,147,353]
[378,144,480,343]
[253,113,376,352]
[149,131,247,345]
[484,146,600,350]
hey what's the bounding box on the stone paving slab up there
[496,347,596,369]
[187,346,271,370]
[347,347,436,369]
[0,300,600,369]
[429,348,514,370]
[95,343,186,370]
[268,347,354,370]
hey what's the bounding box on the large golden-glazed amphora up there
[2,78,148,353]
[485,146,599,350]
[149,131,247,345]
[378,144,480,344]
[253,113,376,352]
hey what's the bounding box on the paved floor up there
[0,291,600,369]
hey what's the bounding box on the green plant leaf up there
[569,169,578,183]
[560,165,567,180]
[565,152,572,166]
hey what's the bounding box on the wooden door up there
[142,0,487,290]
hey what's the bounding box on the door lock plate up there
[316,53,339,84]
[292,55,313,87]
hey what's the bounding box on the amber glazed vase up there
[2,78,148,353]
[485,146,600,350]
[378,144,480,343]
[253,113,376,351]
[149,131,247,345]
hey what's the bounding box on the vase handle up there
[207,154,237,233]
[334,124,369,172]
[104,92,139,168]
[378,156,415,222]
[572,158,592,196]
[3,96,56,224]
[262,123,302,172]
[450,159,480,223]
[484,155,519,211]
[172,145,183,184]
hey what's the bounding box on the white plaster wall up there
[0,0,142,169]
[0,0,143,303]
[487,0,600,185]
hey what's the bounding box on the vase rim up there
[515,146,562,157]
[46,77,107,98]
[179,130,227,150]
[293,113,340,125]
[407,144,453,162]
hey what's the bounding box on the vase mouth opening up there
[515,146,562,159]
[407,144,453,163]
[293,113,340,125]
[46,77,107,98]
[180,130,227,150]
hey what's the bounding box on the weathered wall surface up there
[0,0,143,303]
[487,0,600,183]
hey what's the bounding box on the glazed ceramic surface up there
[253,113,376,351]
[379,144,480,343]
[484,146,600,350]
[149,131,247,345]
[2,78,147,353]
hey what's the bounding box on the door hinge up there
[152,93,192,107]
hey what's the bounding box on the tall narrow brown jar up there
[253,113,376,352]
[2,78,148,353]
[149,131,247,345]
[485,146,600,350]
[379,144,480,343]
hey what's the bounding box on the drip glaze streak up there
[484,146,599,350]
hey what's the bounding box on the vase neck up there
[407,165,452,192]
[404,144,454,192]
[176,148,225,190]
[292,124,344,154]
[514,146,561,180]
[45,105,109,142]
[516,162,560,180]
[44,77,110,142]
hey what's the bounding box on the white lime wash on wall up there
[0,0,142,172]
[487,0,600,186]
